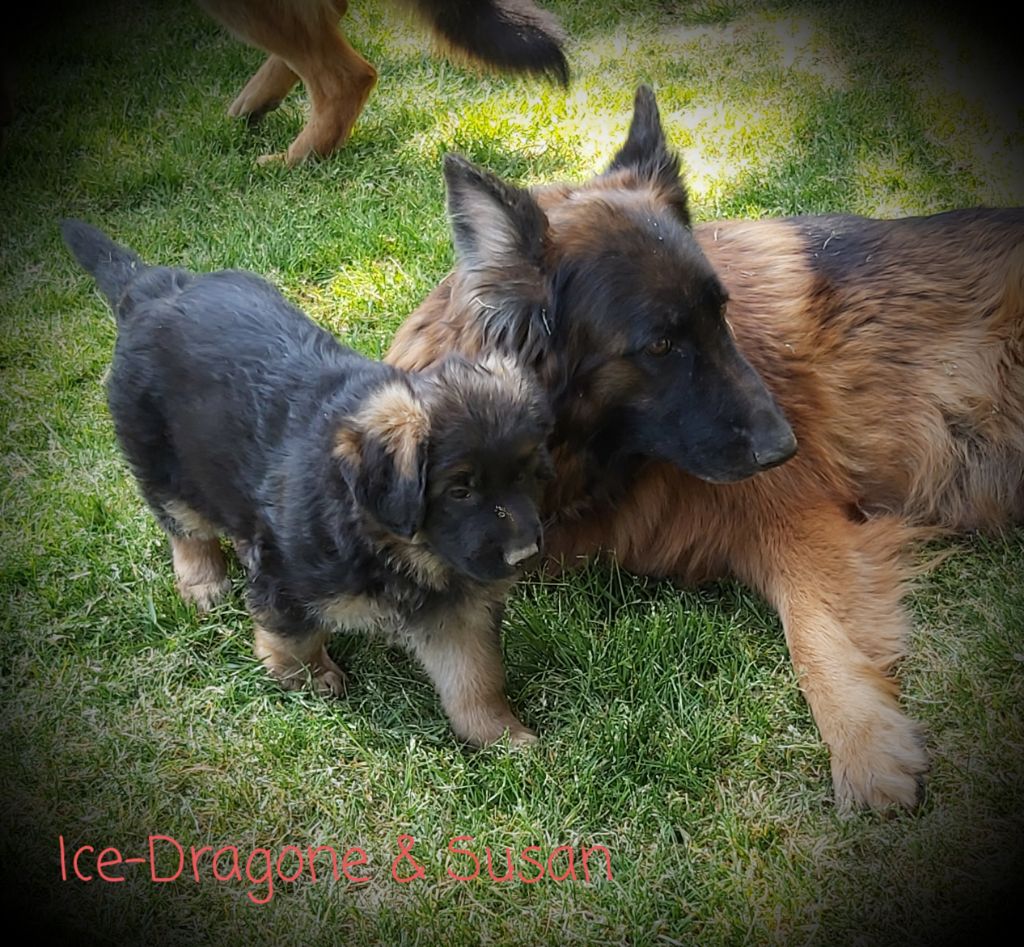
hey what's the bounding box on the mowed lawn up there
[1,0,1022,943]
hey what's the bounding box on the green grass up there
[1,0,1022,943]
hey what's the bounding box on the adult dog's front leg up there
[743,503,929,810]
[408,601,536,748]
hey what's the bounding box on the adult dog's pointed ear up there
[444,153,549,274]
[606,85,690,225]
[332,382,430,540]
[442,153,554,361]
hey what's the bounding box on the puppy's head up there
[334,357,552,584]
[432,86,796,484]
[418,353,552,583]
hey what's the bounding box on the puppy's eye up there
[646,338,672,357]
[448,486,473,501]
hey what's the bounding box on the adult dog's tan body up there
[543,210,1024,810]
[388,88,1024,809]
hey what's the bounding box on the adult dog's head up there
[388,85,796,485]
[333,354,553,584]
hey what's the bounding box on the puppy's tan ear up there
[332,382,430,540]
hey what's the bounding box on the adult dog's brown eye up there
[647,338,672,356]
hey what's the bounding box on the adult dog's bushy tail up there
[399,0,569,85]
[60,219,145,318]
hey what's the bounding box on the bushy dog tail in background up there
[400,0,569,85]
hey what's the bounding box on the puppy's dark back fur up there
[62,221,396,545]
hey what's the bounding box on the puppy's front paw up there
[254,627,347,699]
[177,576,231,612]
[308,645,347,699]
[171,536,228,612]
[506,725,540,749]
[456,713,538,749]
[829,706,928,811]
[270,649,347,699]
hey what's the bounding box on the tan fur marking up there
[252,623,346,698]
[333,381,431,480]
[164,500,221,539]
[331,425,361,467]
[385,532,451,591]
[170,535,229,612]
[406,589,536,747]
[318,593,393,632]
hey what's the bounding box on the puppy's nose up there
[504,542,539,567]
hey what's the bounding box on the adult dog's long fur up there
[387,86,1024,808]
[62,219,553,746]
[199,0,568,164]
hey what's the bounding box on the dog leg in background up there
[199,0,377,165]
[408,600,537,747]
[252,621,347,697]
[227,54,300,124]
[199,0,567,164]
[740,502,930,810]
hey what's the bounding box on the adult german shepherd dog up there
[199,0,567,164]
[387,85,1024,809]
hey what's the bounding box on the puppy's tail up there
[396,0,568,85]
[60,219,144,317]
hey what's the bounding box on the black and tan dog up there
[61,219,552,747]
[200,0,568,164]
[387,86,1024,808]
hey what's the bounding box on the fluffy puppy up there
[61,219,552,747]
